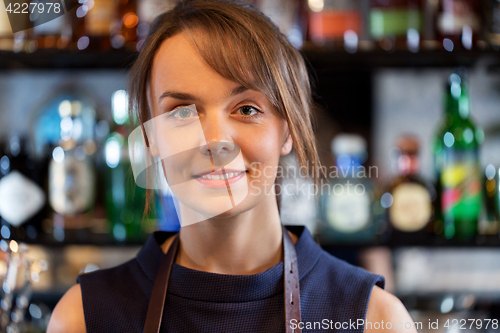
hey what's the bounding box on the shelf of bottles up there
[0,87,181,249]
[0,0,499,69]
[316,69,500,249]
[0,5,498,249]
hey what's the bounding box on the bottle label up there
[49,154,95,215]
[326,186,370,233]
[310,10,362,40]
[440,149,482,220]
[0,171,46,227]
[86,0,117,36]
[370,9,422,38]
[390,183,432,232]
[437,0,480,34]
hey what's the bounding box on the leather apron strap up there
[143,226,301,333]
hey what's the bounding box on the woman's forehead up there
[148,33,273,110]
[151,33,237,98]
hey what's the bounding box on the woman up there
[48,1,417,332]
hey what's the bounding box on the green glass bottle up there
[433,70,484,242]
[104,90,149,243]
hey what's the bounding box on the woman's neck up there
[160,195,299,275]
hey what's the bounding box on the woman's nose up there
[199,141,239,170]
[199,114,235,156]
[199,141,235,157]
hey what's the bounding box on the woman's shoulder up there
[47,258,143,333]
[365,285,418,333]
[47,284,86,333]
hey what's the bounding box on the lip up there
[193,170,247,188]
[193,169,245,177]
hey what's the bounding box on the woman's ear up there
[280,134,293,156]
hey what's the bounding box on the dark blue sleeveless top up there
[77,226,385,332]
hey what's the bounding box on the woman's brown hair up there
[127,0,323,216]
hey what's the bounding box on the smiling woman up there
[46,1,417,333]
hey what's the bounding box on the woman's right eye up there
[169,107,197,119]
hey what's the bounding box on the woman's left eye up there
[236,105,261,117]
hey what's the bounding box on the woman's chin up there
[174,195,246,225]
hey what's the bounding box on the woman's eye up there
[238,106,260,117]
[170,107,196,119]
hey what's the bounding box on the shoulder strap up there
[283,225,302,333]
[143,234,179,333]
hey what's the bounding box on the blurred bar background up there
[0,0,499,331]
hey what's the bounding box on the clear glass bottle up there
[33,89,97,243]
[318,134,378,244]
[433,70,483,242]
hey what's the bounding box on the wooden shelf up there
[302,47,500,72]
[0,49,138,70]
[1,46,499,71]
[319,234,500,251]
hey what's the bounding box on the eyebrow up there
[158,85,249,102]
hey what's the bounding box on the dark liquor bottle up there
[433,70,483,242]
[436,0,482,51]
[488,0,500,50]
[105,90,148,243]
[385,135,435,245]
[31,10,73,49]
[113,0,138,50]
[0,136,47,242]
[74,0,118,50]
[318,134,378,244]
[308,0,363,52]
[369,0,423,52]
[483,164,499,234]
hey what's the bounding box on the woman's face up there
[148,31,292,223]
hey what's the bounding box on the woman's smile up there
[193,169,247,188]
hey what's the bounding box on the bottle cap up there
[396,135,420,154]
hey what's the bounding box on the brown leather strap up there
[143,227,301,333]
[143,234,179,333]
[283,225,302,333]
